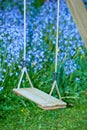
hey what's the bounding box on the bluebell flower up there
[0,0,86,81]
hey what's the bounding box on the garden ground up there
[0,92,87,130]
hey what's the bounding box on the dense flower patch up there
[0,0,85,83]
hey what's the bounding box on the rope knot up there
[22,60,26,67]
[54,72,58,81]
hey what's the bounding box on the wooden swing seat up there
[13,88,66,110]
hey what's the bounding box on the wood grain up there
[13,88,66,110]
[66,0,87,48]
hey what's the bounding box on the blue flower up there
[0,0,85,80]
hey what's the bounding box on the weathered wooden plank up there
[38,104,66,110]
[13,88,66,110]
[66,0,87,48]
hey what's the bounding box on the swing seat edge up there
[13,88,66,110]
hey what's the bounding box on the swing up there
[13,0,66,110]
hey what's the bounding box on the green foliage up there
[0,0,15,9]
[0,0,44,10]
[32,0,45,8]
[0,45,87,129]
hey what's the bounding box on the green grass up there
[0,51,87,130]
[0,94,87,130]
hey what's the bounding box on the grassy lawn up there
[0,93,87,130]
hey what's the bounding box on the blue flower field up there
[0,0,87,129]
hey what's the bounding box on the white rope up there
[17,0,34,89]
[17,0,61,96]
[24,0,26,61]
[55,0,60,73]
[48,0,61,100]
[17,67,25,89]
